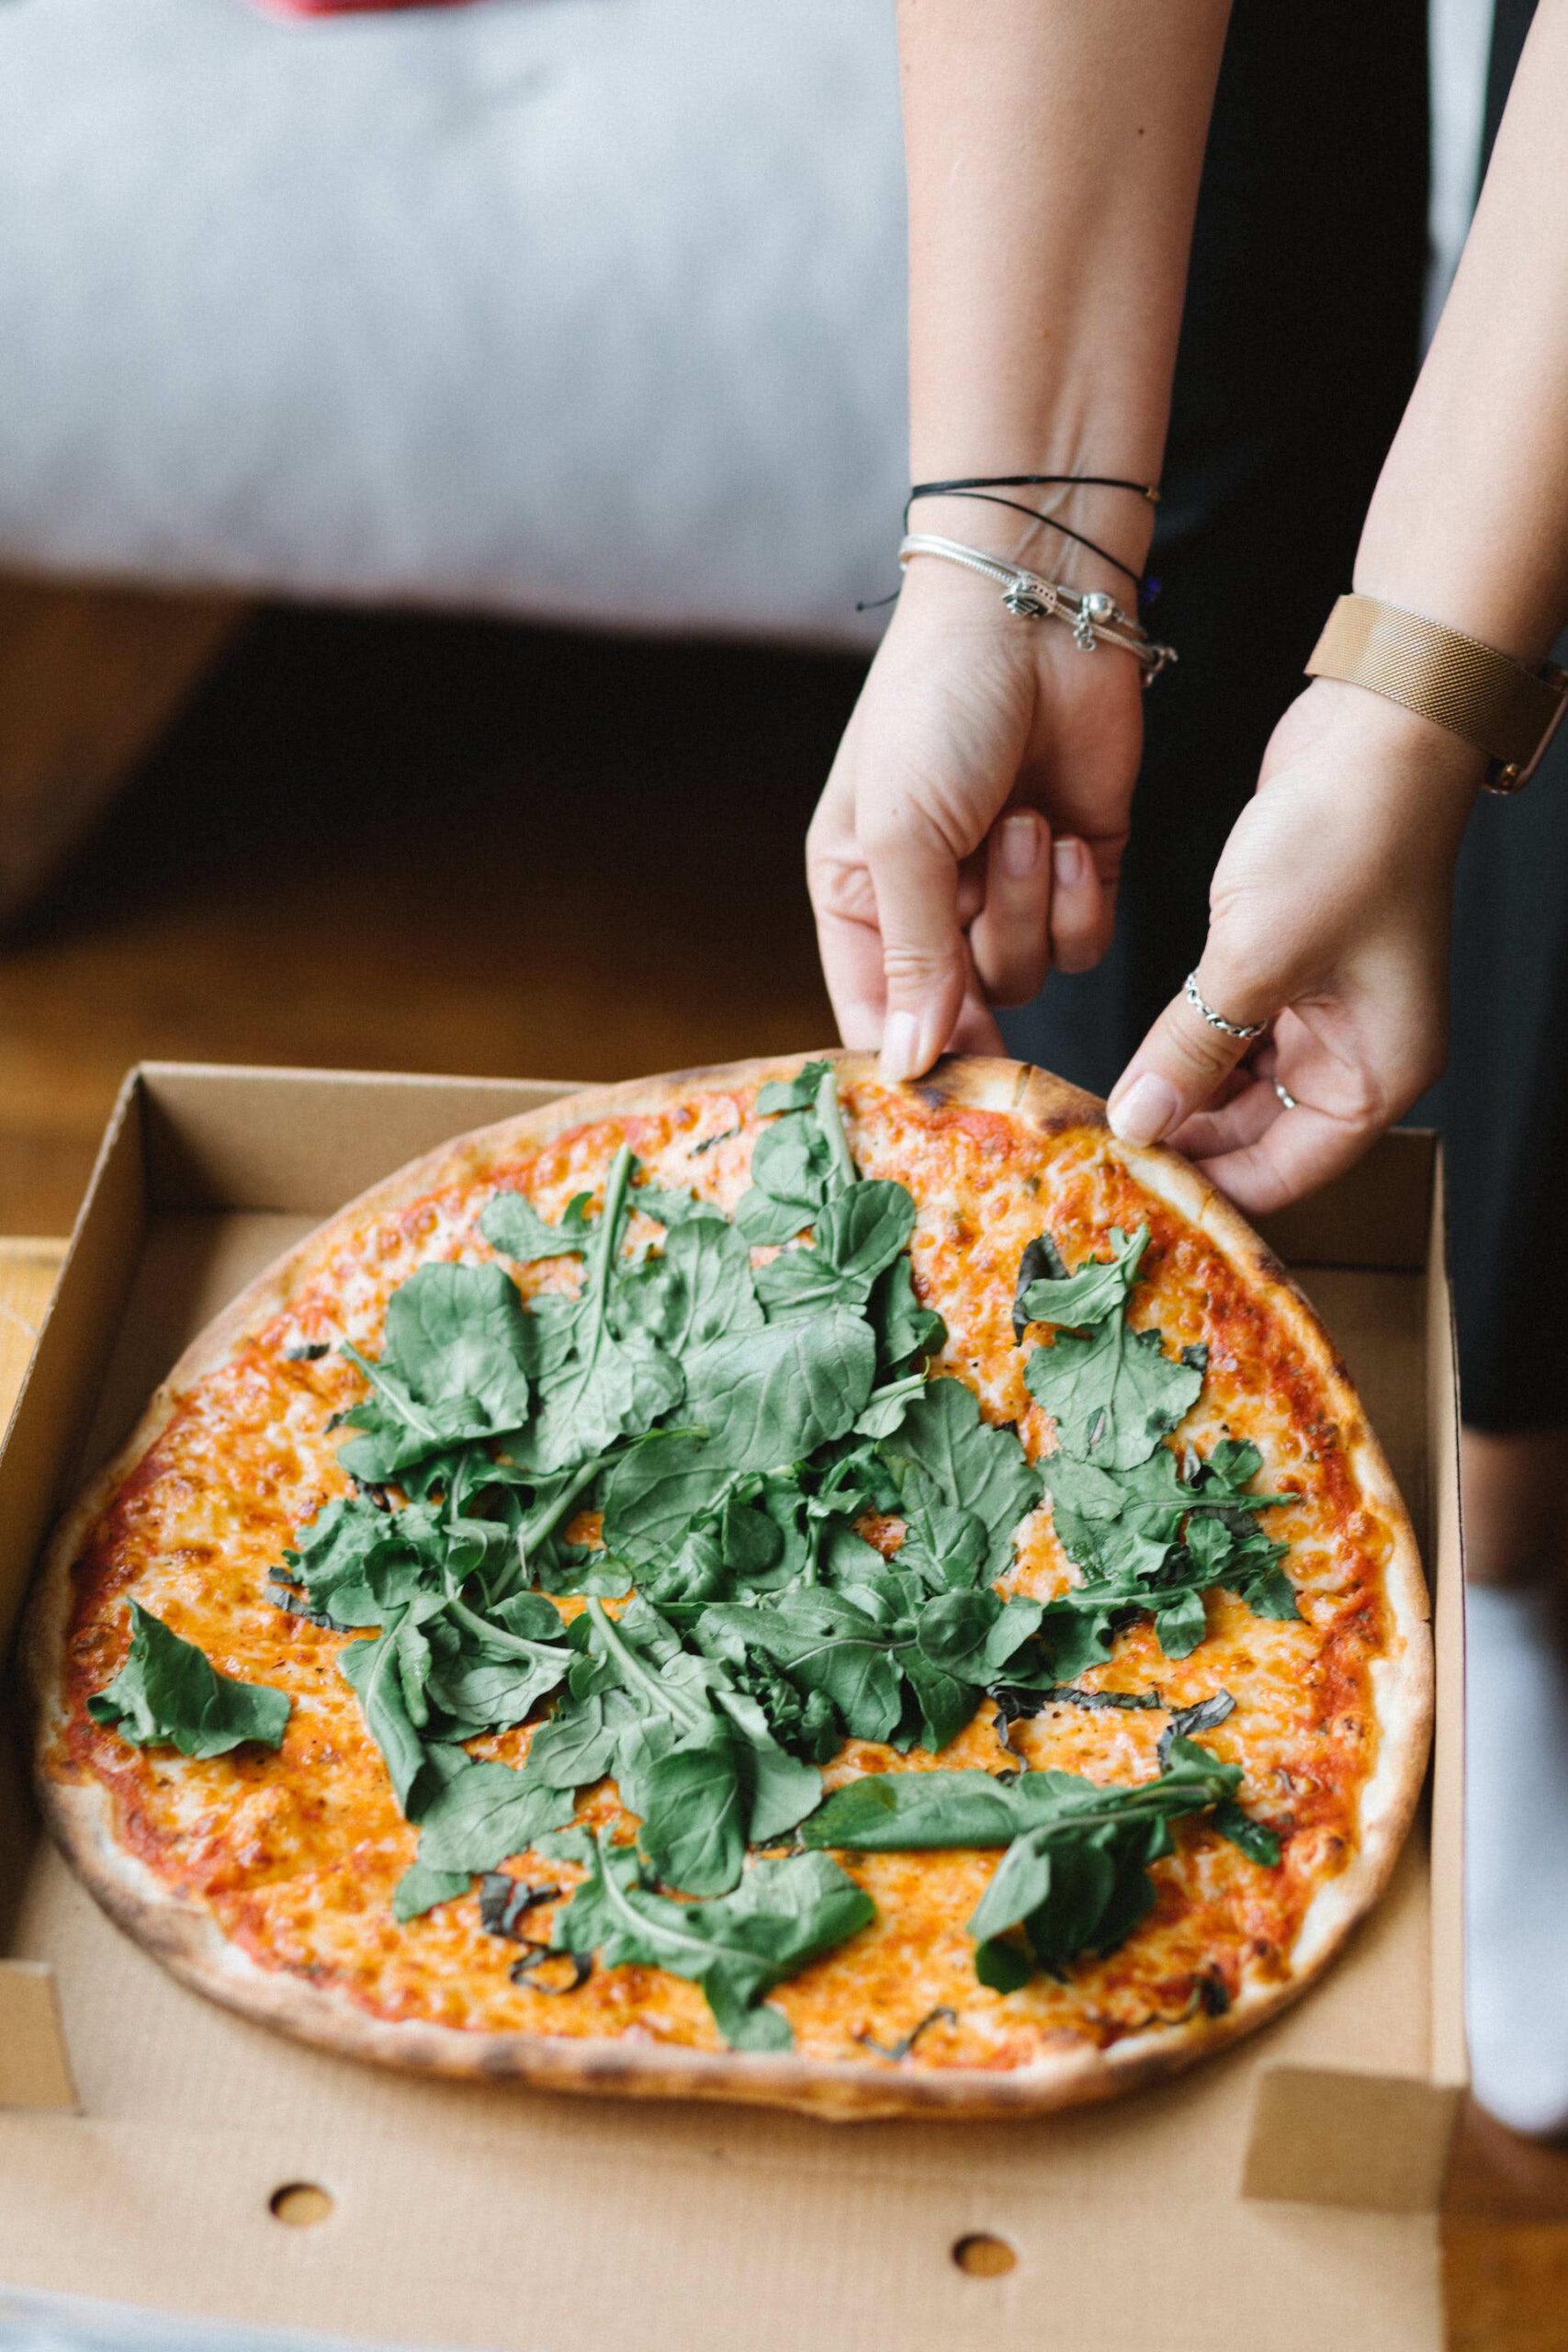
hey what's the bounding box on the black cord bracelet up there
[906,472,1160,592]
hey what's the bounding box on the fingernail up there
[1054,837,1086,888]
[1108,1072,1179,1146]
[880,1009,923,1084]
[1000,810,1043,877]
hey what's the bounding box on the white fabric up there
[1465,1582,1568,2138]
[0,0,907,645]
[1425,0,1494,342]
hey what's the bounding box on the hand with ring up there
[1106,677,1486,1214]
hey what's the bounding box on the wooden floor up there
[2,598,1567,2347]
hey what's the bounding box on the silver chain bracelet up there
[897,533,1177,681]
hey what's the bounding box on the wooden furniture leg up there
[0,577,248,926]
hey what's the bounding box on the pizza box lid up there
[0,1063,1466,2352]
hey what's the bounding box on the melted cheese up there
[56,1083,1394,2066]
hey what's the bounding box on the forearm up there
[901,0,1231,575]
[1357,0,1568,662]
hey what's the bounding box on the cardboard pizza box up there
[0,1064,1465,2352]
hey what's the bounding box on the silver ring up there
[1184,970,1265,1041]
[1274,1080,1298,1111]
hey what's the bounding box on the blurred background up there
[0,2,1565,2340]
[0,0,908,1232]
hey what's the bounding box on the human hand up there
[807,548,1145,1080]
[1106,679,1484,1214]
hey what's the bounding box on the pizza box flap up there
[0,1065,1465,2352]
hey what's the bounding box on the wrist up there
[1293,675,1488,808]
[901,488,1153,605]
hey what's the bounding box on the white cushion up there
[0,0,906,643]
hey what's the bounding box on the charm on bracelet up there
[898,535,1176,681]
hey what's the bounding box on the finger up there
[863,819,972,1084]
[947,993,1007,1055]
[1047,836,1107,974]
[969,808,1051,1008]
[1166,1070,1283,1161]
[815,899,889,1050]
[1193,1099,1381,1216]
[1107,961,1278,1148]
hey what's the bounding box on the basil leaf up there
[1212,1799,1282,1867]
[682,1311,876,1473]
[87,1601,290,1758]
[1015,1224,1150,1333]
[1025,1317,1203,1470]
[480,1187,598,1261]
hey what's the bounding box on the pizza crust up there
[24,1055,1433,2119]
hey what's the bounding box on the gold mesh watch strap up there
[1305,593,1568,791]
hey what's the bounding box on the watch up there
[1305,593,1568,793]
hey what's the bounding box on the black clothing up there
[1002,0,1562,1431]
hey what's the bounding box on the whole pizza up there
[27,1057,1431,2118]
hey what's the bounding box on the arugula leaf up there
[881,1379,1042,1581]
[633,1727,748,1896]
[801,1741,1279,1984]
[614,1217,762,1356]
[1010,1231,1069,1341]
[339,1609,449,1813]
[507,1146,685,1475]
[480,1187,599,1262]
[852,1370,930,1442]
[755,1060,837,1115]
[1015,1224,1151,1334]
[412,1755,577,1874]
[734,1114,835,1245]
[753,1182,915,1323]
[801,1738,1243,1850]
[599,1432,739,1569]
[699,1589,907,1745]
[682,1311,876,1473]
[1037,1438,1297,1666]
[868,1255,946,1375]
[549,1831,873,2051]
[627,1176,727,1229]
[336,1262,536,1480]
[915,1589,1043,1683]
[391,1862,470,1922]
[88,1601,290,1758]
[1024,1316,1203,1471]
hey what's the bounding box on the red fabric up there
[254,0,483,16]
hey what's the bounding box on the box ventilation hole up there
[952,2234,1016,2278]
[269,2183,334,2227]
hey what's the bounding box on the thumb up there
[1107,961,1275,1147]
[865,820,972,1084]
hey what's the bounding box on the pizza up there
[26,1055,1431,2119]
